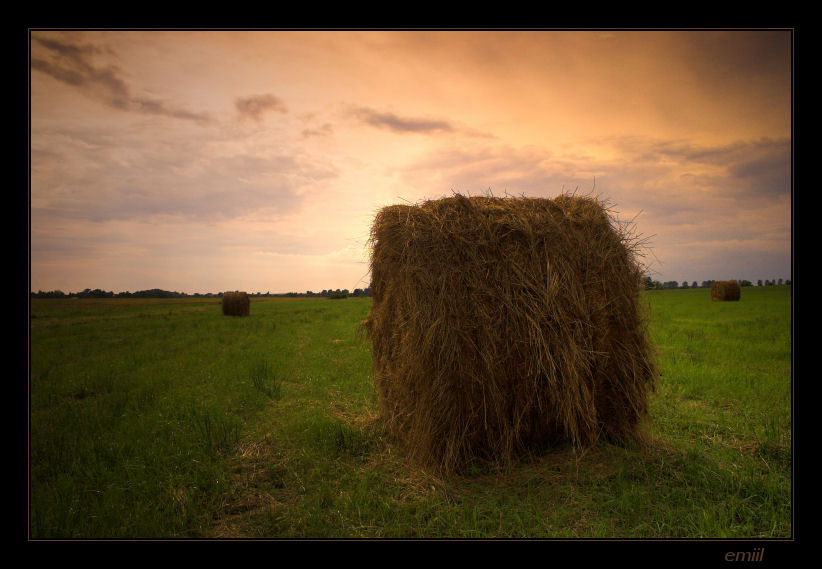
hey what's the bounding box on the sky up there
[29,29,793,294]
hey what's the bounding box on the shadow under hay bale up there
[710,280,741,301]
[362,193,658,474]
[222,291,250,316]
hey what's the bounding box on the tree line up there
[32,278,792,299]
[642,277,790,291]
[278,288,372,298]
[30,287,373,299]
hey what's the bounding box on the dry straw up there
[363,193,658,474]
[711,280,741,302]
[222,291,250,316]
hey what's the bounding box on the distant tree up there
[76,288,114,298]
[126,288,184,298]
[642,276,654,290]
[739,280,752,287]
[31,289,66,298]
[681,281,689,289]
[701,280,715,288]
[692,281,698,288]
[785,279,791,285]
[663,281,679,289]
[757,280,763,287]
[778,278,783,285]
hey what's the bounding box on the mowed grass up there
[28,287,792,538]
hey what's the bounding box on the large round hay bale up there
[222,291,250,316]
[710,280,741,301]
[363,194,658,473]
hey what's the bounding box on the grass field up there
[28,286,792,539]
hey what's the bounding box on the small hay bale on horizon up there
[362,193,659,474]
[711,280,741,302]
[222,291,250,316]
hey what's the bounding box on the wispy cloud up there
[302,123,334,138]
[235,94,288,121]
[30,124,339,225]
[400,144,590,198]
[399,134,789,254]
[351,107,456,134]
[31,36,213,125]
[596,136,791,199]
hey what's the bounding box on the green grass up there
[28,287,792,538]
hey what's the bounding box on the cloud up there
[30,124,339,225]
[31,36,212,125]
[235,94,288,121]
[397,134,789,267]
[596,135,791,199]
[351,107,456,135]
[399,144,595,199]
[302,123,334,138]
[678,31,791,89]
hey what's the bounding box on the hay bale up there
[710,280,740,301]
[222,291,250,316]
[363,194,658,473]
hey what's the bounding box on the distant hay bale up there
[222,291,250,316]
[362,193,658,474]
[711,280,741,302]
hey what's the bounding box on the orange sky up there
[29,29,792,293]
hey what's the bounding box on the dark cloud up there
[31,36,212,125]
[352,107,456,134]
[398,135,790,266]
[601,136,791,198]
[679,30,790,86]
[235,94,288,121]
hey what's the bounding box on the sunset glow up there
[29,29,792,294]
